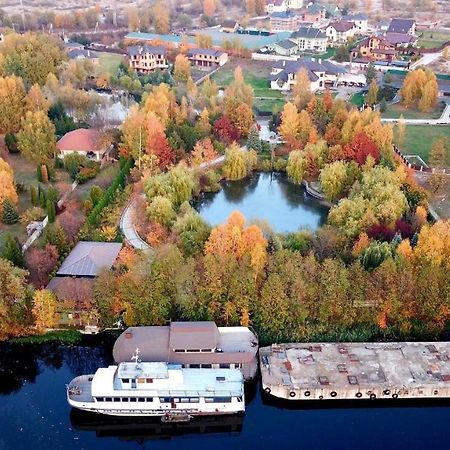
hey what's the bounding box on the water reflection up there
[70,409,243,442]
[196,172,328,233]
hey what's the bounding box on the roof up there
[222,19,238,28]
[271,11,299,19]
[56,241,122,277]
[169,321,220,350]
[291,27,326,39]
[305,4,325,14]
[274,39,298,50]
[328,20,354,32]
[343,13,368,21]
[127,45,166,56]
[387,18,415,34]
[57,128,105,153]
[384,32,417,46]
[46,277,94,305]
[187,48,226,57]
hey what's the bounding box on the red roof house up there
[56,128,107,161]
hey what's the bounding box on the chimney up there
[319,58,322,64]
[283,60,286,67]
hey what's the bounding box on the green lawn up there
[350,92,364,108]
[95,52,125,76]
[254,97,286,114]
[394,125,450,163]
[417,30,450,49]
[382,102,445,120]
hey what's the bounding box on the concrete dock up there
[260,342,450,401]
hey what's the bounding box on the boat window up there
[160,397,172,403]
[113,397,120,402]
[237,396,243,402]
[180,398,189,403]
[190,364,200,368]
[205,397,214,403]
[214,397,232,403]
[146,398,153,402]
[137,378,145,384]
[146,378,153,383]
[95,397,103,402]
[105,397,112,402]
[174,349,185,353]
[187,349,200,353]
[122,378,129,383]
[201,364,212,369]
[130,397,137,402]
[201,349,212,352]
[219,363,230,369]
[138,398,145,402]
[122,398,129,402]
[173,398,180,403]
[189,398,199,403]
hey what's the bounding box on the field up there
[95,52,125,76]
[381,102,445,120]
[394,125,450,163]
[417,30,450,49]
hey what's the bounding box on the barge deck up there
[260,342,450,401]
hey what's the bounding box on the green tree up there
[1,234,25,268]
[359,241,394,271]
[148,196,176,227]
[223,144,250,180]
[366,79,379,107]
[366,62,377,85]
[46,199,56,223]
[43,223,68,254]
[30,185,38,206]
[319,161,349,202]
[286,150,307,184]
[17,110,57,164]
[246,124,262,153]
[2,198,19,224]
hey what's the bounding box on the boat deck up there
[260,342,450,400]
[68,375,94,403]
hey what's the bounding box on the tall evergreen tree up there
[2,198,19,224]
[1,234,25,268]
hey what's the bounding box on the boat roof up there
[91,364,244,397]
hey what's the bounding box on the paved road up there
[410,50,443,70]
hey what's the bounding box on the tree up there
[26,84,50,113]
[152,2,170,34]
[32,289,59,331]
[190,138,219,166]
[233,103,253,137]
[414,221,450,268]
[319,161,349,202]
[223,144,253,180]
[148,196,176,227]
[0,157,18,208]
[396,115,406,146]
[46,200,56,223]
[286,150,307,184]
[1,234,25,268]
[223,66,254,115]
[43,223,68,254]
[0,75,27,134]
[246,124,262,153]
[429,137,449,168]
[279,102,300,148]
[145,112,175,170]
[195,107,211,135]
[26,244,59,288]
[213,115,240,144]
[203,0,216,16]
[174,54,191,83]
[17,110,56,164]
[419,78,438,112]
[292,68,312,110]
[366,62,377,85]
[366,79,379,106]
[2,198,19,224]
[344,132,380,166]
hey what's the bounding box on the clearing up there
[95,52,125,76]
[417,30,450,49]
[382,102,446,120]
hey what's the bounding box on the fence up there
[251,53,298,62]
[393,145,449,175]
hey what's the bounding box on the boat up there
[67,349,245,418]
[113,322,259,381]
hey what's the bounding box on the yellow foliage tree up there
[0,157,18,208]
[174,54,191,83]
[414,221,450,268]
[33,289,59,331]
[279,102,299,148]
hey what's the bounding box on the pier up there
[260,342,450,401]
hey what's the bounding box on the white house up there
[290,27,327,52]
[266,0,287,14]
[325,21,356,44]
[342,13,368,33]
[273,39,299,56]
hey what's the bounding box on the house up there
[127,45,168,74]
[384,32,417,48]
[342,13,368,33]
[270,58,348,91]
[187,48,228,68]
[287,0,304,9]
[325,20,355,44]
[290,26,327,52]
[322,4,341,18]
[67,49,99,64]
[266,0,288,14]
[270,11,301,31]
[221,19,239,33]
[300,3,326,23]
[57,129,108,161]
[47,241,122,326]
[113,322,259,380]
[63,41,85,52]
[387,18,416,36]
[351,35,398,61]
[273,39,299,56]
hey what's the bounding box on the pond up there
[196,172,328,233]
[1,340,450,450]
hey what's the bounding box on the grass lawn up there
[350,92,364,108]
[254,97,286,114]
[417,30,450,49]
[394,125,450,163]
[95,52,125,76]
[382,102,445,120]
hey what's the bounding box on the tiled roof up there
[187,48,226,57]
[222,19,238,28]
[343,13,368,21]
[387,18,415,34]
[57,128,104,152]
[328,20,354,32]
[384,32,416,45]
[271,11,298,19]
[56,241,122,277]
[291,26,326,39]
[274,39,298,49]
[127,45,166,56]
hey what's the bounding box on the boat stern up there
[67,375,96,411]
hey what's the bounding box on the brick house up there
[127,45,168,74]
[187,48,228,68]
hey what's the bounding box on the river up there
[1,340,450,450]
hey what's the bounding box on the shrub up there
[89,185,104,206]
[5,134,18,153]
[20,206,46,223]
[30,185,38,206]
[2,198,19,224]
[273,158,287,172]
[46,200,56,223]
[76,166,99,184]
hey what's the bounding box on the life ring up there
[304,391,311,397]
[289,391,296,398]
[355,392,362,398]
[392,393,398,399]
[330,391,337,398]
[370,393,376,400]
[383,389,391,396]
[264,387,271,394]
[319,395,324,400]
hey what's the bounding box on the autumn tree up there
[190,138,219,166]
[319,160,349,202]
[174,54,191,83]
[400,67,438,110]
[32,289,59,331]
[203,0,216,16]
[396,115,406,146]
[152,2,170,34]
[195,108,211,135]
[142,83,177,125]
[223,144,255,180]
[429,137,449,168]
[366,79,379,106]
[26,84,50,113]
[145,112,175,170]
[0,75,27,134]
[17,110,57,164]
[0,157,18,208]
[213,115,240,144]
[223,66,254,116]
[286,150,308,184]
[233,103,253,137]
[26,244,59,288]
[414,221,450,269]
[344,132,380,166]
[292,68,312,110]
[279,102,300,148]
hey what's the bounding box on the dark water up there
[196,172,328,233]
[1,342,450,450]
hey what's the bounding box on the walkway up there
[410,50,443,70]
[120,155,225,250]
[381,102,450,125]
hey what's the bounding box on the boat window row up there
[121,378,154,384]
[95,397,154,402]
[181,363,242,369]
[174,349,214,353]
[95,396,238,403]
